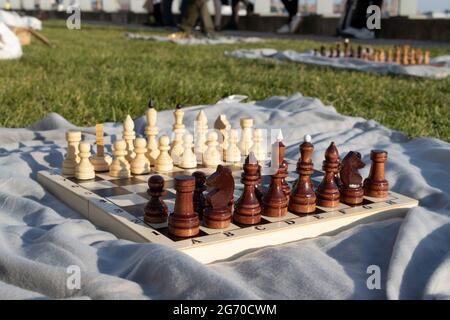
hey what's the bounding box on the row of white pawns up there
[62,107,298,180]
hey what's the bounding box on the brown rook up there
[144,175,168,223]
[364,150,389,198]
[168,176,200,237]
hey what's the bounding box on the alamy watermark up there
[367,5,382,30]
[66,3,81,30]
[66,265,81,290]
[366,265,381,290]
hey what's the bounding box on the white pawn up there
[238,117,254,157]
[250,128,266,163]
[131,138,151,175]
[170,133,184,166]
[123,115,136,163]
[179,133,197,169]
[75,142,95,180]
[62,131,81,176]
[109,140,131,178]
[145,104,160,166]
[155,135,173,172]
[203,131,222,167]
[226,129,241,164]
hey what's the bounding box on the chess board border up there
[37,165,419,264]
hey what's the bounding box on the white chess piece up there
[238,117,253,157]
[203,131,222,167]
[90,124,112,172]
[195,110,208,162]
[123,115,136,163]
[62,131,81,176]
[145,105,160,166]
[250,128,266,163]
[131,138,151,175]
[270,129,284,169]
[225,129,241,164]
[75,142,95,180]
[179,133,197,169]
[155,135,174,172]
[214,114,231,160]
[109,140,131,178]
[171,105,185,165]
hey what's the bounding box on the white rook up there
[316,0,334,16]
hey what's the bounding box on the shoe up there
[341,27,375,40]
[276,24,290,34]
[289,15,302,33]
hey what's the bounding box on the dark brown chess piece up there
[144,175,168,223]
[336,43,341,58]
[234,153,262,225]
[289,135,316,214]
[204,165,235,229]
[339,151,365,205]
[316,142,341,207]
[313,48,319,56]
[168,176,200,237]
[349,46,355,58]
[320,46,326,57]
[192,171,207,220]
[364,150,389,198]
[357,45,363,59]
[276,137,291,201]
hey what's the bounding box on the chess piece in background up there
[75,142,95,180]
[155,135,174,173]
[62,131,81,176]
[145,100,160,166]
[131,138,151,175]
[90,124,112,172]
[109,140,131,178]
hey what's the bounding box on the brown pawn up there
[168,176,200,237]
[395,46,402,64]
[320,46,326,57]
[357,45,363,59]
[204,165,235,229]
[234,153,262,225]
[316,142,341,207]
[364,150,389,198]
[192,171,207,220]
[144,175,168,224]
[339,151,365,205]
[263,169,288,217]
[289,135,316,214]
[403,46,410,65]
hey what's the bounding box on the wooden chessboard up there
[37,161,418,264]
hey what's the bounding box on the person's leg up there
[154,2,164,26]
[231,0,240,27]
[180,0,200,33]
[281,0,298,23]
[199,0,215,34]
[162,0,175,26]
[213,0,222,30]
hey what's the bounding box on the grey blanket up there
[0,94,449,299]
[225,49,450,79]
[125,32,263,45]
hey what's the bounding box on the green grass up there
[1,21,449,141]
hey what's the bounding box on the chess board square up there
[93,187,132,198]
[78,180,117,190]
[110,177,145,186]
[122,183,149,194]
[232,216,271,229]
[317,202,350,212]
[95,173,118,181]
[200,222,239,235]
[121,204,146,218]
[106,193,148,207]
[261,212,299,223]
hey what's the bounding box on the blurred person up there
[277,0,302,34]
[179,0,215,36]
[339,0,383,39]
[213,0,222,31]
[143,0,164,26]
[225,0,254,30]
[162,0,176,27]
